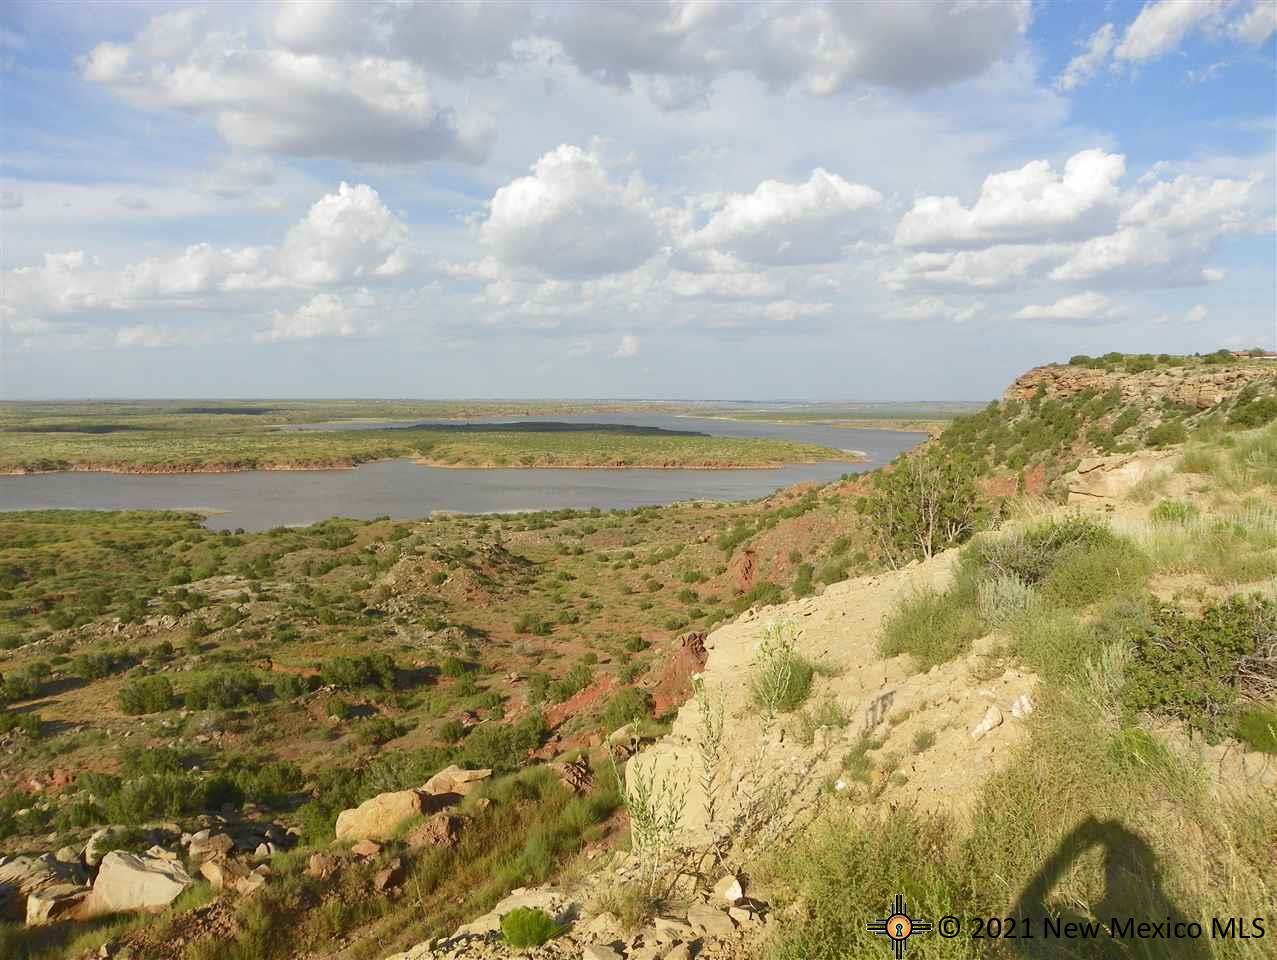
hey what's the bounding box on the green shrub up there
[858,450,984,565]
[751,619,814,716]
[1040,538,1149,608]
[1235,706,1277,753]
[356,716,404,747]
[1229,396,1277,428]
[1123,596,1275,741]
[881,582,982,669]
[500,907,563,947]
[320,653,398,690]
[1146,420,1187,447]
[600,688,652,730]
[438,718,465,743]
[1150,500,1199,524]
[0,710,40,737]
[117,675,177,715]
[184,669,262,709]
[734,581,785,613]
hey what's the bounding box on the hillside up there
[1,355,1274,960]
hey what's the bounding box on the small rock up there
[374,857,405,892]
[664,945,694,960]
[970,704,1004,741]
[53,846,81,865]
[350,839,382,859]
[306,853,341,880]
[234,872,267,896]
[583,946,623,960]
[713,874,744,905]
[1010,693,1035,719]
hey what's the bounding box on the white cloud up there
[891,297,987,324]
[1052,172,1267,282]
[199,155,276,198]
[114,323,211,349]
[747,1,1033,95]
[3,183,412,323]
[0,189,23,210]
[82,12,492,164]
[479,145,667,277]
[1185,304,1209,323]
[1055,23,1116,91]
[277,182,412,285]
[1114,0,1230,63]
[1232,0,1277,43]
[895,150,1126,249]
[686,169,881,265]
[885,244,1066,291]
[253,289,380,342]
[1014,290,1126,324]
[612,333,640,358]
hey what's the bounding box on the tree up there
[858,451,984,567]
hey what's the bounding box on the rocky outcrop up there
[1004,360,1272,411]
[1065,452,1174,503]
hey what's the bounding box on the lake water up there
[0,416,921,531]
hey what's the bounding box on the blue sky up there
[1,0,1274,401]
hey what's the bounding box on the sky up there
[1,0,1275,401]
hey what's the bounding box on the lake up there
[0,416,922,530]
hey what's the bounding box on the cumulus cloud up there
[752,0,1032,94]
[1014,291,1126,324]
[543,1,1030,102]
[1052,172,1267,282]
[885,244,1067,291]
[253,290,380,342]
[479,145,667,277]
[895,149,1126,249]
[612,333,640,358]
[82,11,492,164]
[686,169,881,265]
[3,183,412,323]
[1055,23,1115,91]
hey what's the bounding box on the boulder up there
[199,859,250,892]
[187,833,235,864]
[81,852,193,917]
[421,765,491,798]
[350,839,383,858]
[334,790,428,843]
[0,854,88,920]
[25,883,90,926]
[686,902,736,940]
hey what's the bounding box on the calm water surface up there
[0,416,921,531]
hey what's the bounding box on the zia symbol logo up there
[867,894,933,958]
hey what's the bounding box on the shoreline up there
[1,452,864,477]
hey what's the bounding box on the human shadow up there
[1008,818,1209,959]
